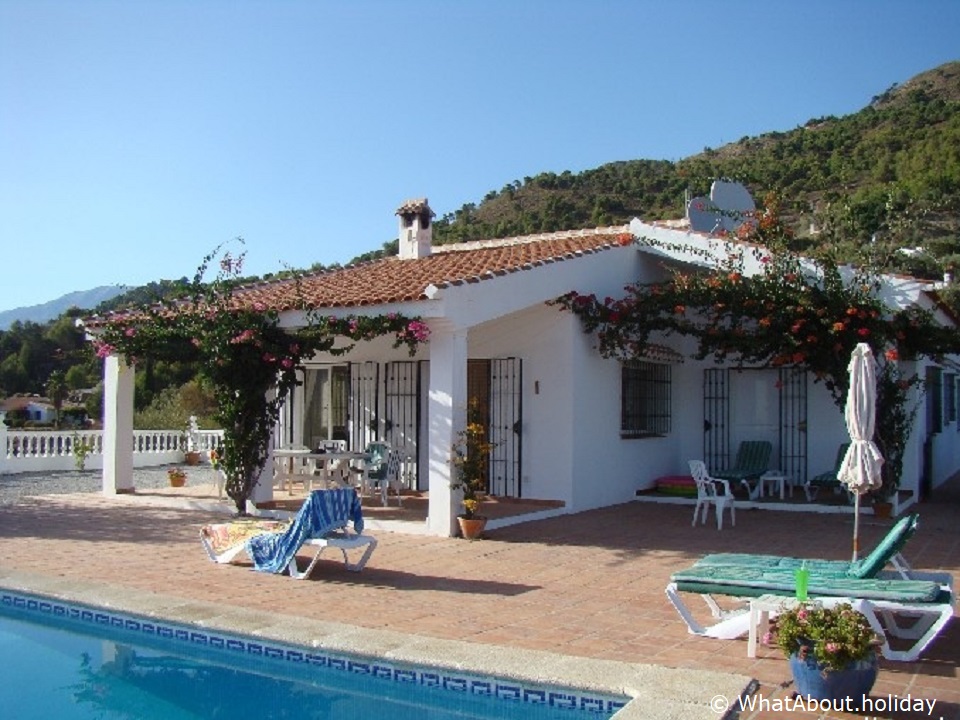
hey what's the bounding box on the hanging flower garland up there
[90,243,430,515]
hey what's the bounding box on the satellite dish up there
[687,195,722,234]
[686,181,756,235]
[710,180,755,232]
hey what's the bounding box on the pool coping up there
[0,566,755,720]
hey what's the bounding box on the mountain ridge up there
[0,285,129,330]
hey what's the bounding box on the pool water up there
[0,592,623,720]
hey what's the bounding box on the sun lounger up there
[693,513,927,580]
[665,561,954,661]
[200,519,291,564]
[712,440,772,499]
[200,488,377,578]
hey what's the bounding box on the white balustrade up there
[0,425,224,475]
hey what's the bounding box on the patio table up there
[272,449,372,494]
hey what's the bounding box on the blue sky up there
[2,0,958,313]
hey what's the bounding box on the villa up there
[94,196,960,537]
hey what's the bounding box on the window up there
[303,365,350,448]
[621,360,671,438]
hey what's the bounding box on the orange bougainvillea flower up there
[885,348,899,361]
[832,322,845,332]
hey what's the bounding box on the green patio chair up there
[712,440,772,499]
[805,442,852,502]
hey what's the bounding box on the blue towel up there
[246,488,364,574]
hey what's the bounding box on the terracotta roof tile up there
[233,226,632,311]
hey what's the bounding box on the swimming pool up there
[1,590,626,719]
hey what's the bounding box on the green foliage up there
[94,241,429,514]
[72,433,91,471]
[45,370,67,428]
[133,386,193,430]
[768,602,881,672]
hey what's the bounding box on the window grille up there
[621,360,671,438]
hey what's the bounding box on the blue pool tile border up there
[1,590,627,716]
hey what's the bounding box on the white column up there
[426,323,468,537]
[249,387,278,510]
[0,424,8,474]
[102,354,134,494]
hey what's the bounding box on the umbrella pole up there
[852,495,861,562]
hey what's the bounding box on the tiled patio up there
[0,475,957,719]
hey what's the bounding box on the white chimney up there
[396,198,434,260]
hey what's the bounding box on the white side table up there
[759,470,788,499]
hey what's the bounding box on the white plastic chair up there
[688,460,736,530]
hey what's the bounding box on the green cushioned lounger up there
[670,562,946,603]
[693,513,918,579]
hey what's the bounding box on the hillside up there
[430,61,960,281]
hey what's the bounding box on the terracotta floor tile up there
[1,477,958,720]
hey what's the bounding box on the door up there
[384,361,420,489]
[468,358,522,497]
[703,367,808,480]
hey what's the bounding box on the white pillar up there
[426,323,468,536]
[102,354,134,494]
[0,424,8,474]
[249,387,277,510]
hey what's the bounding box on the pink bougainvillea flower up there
[94,342,116,359]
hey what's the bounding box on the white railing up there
[0,426,224,475]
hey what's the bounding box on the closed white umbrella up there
[836,343,885,561]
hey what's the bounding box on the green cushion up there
[693,513,919,579]
[713,440,772,482]
[671,563,943,603]
[852,513,919,578]
[808,443,850,488]
[695,553,857,577]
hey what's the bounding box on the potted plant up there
[765,602,881,704]
[450,401,495,539]
[167,467,188,487]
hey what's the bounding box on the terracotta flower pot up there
[457,516,487,540]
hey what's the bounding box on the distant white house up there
[0,395,58,425]
[92,198,960,536]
